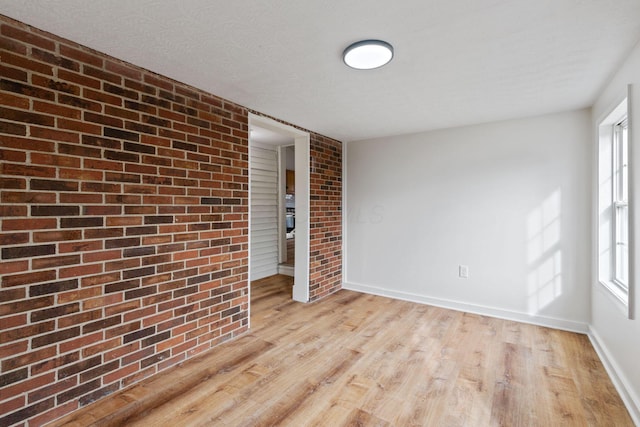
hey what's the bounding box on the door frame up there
[248,113,310,303]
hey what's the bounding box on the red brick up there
[0,30,28,53]
[105,300,141,317]
[57,117,102,135]
[0,260,29,275]
[59,331,103,354]
[0,395,25,417]
[1,78,55,103]
[84,87,122,106]
[141,310,172,328]
[59,43,103,67]
[31,47,80,72]
[2,163,56,178]
[0,50,53,75]
[58,240,103,254]
[30,126,81,143]
[0,177,26,190]
[125,79,156,96]
[144,73,173,91]
[29,401,78,427]
[1,372,55,400]
[59,263,103,279]
[0,136,55,153]
[59,192,104,204]
[83,65,122,85]
[2,269,56,287]
[84,206,122,215]
[30,152,81,168]
[0,313,28,332]
[106,104,141,121]
[57,287,102,304]
[83,293,123,310]
[0,340,28,359]
[0,92,29,109]
[82,271,122,287]
[83,250,122,264]
[1,24,56,50]
[82,337,121,358]
[1,345,56,371]
[56,378,101,404]
[84,111,123,127]
[155,335,184,353]
[58,67,101,90]
[104,341,139,362]
[32,255,81,270]
[58,93,102,113]
[107,216,143,226]
[30,179,78,191]
[31,326,80,348]
[57,310,102,328]
[103,363,138,385]
[0,62,27,86]
[59,168,103,181]
[33,100,81,119]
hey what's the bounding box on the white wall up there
[285,145,295,171]
[345,109,591,331]
[591,40,640,423]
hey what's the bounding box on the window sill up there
[598,279,630,316]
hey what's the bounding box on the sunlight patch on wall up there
[527,189,563,314]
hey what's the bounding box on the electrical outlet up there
[459,265,469,278]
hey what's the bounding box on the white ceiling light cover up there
[343,40,394,70]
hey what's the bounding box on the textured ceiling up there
[1,0,640,142]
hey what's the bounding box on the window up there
[597,95,631,314]
[613,118,628,288]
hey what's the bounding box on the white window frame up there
[612,117,628,289]
[597,93,634,319]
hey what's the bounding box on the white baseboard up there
[342,281,589,334]
[588,327,640,425]
[278,265,294,277]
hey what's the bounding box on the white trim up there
[627,84,636,320]
[343,281,588,333]
[588,327,640,425]
[277,264,294,277]
[246,131,252,328]
[292,134,310,302]
[341,140,348,287]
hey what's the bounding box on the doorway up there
[248,114,310,303]
[278,144,295,275]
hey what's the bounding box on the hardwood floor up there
[51,275,633,426]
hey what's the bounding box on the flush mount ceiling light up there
[343,39,394,70]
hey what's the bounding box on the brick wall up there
[309,134,342,301]
[0,15,341,426]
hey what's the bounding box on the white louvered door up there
[250,144,279,280]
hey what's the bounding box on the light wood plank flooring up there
[51,275,633,426]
